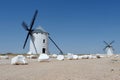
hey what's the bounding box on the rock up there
[52,54,58,58]
[38,54,50,62]
[67,53,73,60]
[73,55,78,60]
[57,55,64,61]
[11,55,28,65]
[26,55,38,59]
[0,55,9,59]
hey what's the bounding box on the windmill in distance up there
[103,41,115,56]
[22,10,63,55]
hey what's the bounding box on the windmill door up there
[42,48,46,54]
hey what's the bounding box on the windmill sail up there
[22,10,38,54]
[49,36,63,54]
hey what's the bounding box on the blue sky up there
[0,0,120,54]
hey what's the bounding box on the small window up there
[42,48,46,53]
[43,39,45,43]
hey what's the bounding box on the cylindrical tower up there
[29,26,49,54]
[107,48,113,56]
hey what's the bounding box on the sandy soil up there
[0,56,120,80]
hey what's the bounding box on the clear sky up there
[0,0,120,54]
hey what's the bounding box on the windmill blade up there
[22,10,38,51]
[103,41,109,45]
[22,21,29,31]
[110,40,115,45]
[49,36,63,54]
[111,46,115,51]
[29,32,35,41]
[29,10,38,30]
[30,33,38,54]
[23,32,30,49]
[103,46,108,51]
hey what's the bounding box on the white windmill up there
[29,26,49,54]
[22,10,63,55]
[103,41,115,56]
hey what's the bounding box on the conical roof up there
[33,26,48,34]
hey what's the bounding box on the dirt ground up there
[0,56,120,80]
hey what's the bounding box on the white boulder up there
[73,55,78,60]
[78,56,83,59]
[67,53,73,60]
[0,55,9,59]
[82,55,89,59]
[57,55,64,61]
[26,55,38,59]
[114,55,119,58]
[11,55,28,65]
[90,55,97,59]
[52,54,58,58]
[38,54,50,62]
